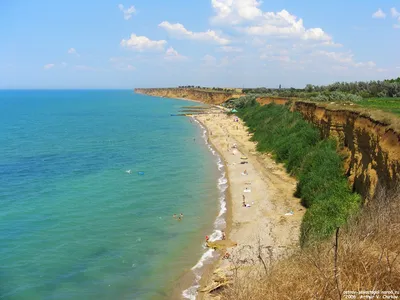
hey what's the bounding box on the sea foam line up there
[182,117,228,300]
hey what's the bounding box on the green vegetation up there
[243,77,400,103]
[357,97,400,115]
[236,99,361,245]
[177,85,237,92]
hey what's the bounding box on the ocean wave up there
[182,116,228,300]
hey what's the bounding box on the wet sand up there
[195,107,305,299]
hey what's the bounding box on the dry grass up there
[218,185,400,300]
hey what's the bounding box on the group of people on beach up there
[173,213,184,221]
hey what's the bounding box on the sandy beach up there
[195,106,305,299]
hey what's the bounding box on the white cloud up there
[202,55,217,65]
[394,15,400,29]
[121,34,167,52]
[211,0,263,25]
[158,21,230,45]
[241,10,332,42]
[164,47,188,61]
[262,54,292,63]
[118,4,136,20]
[313,50,376,68]
[218,46,243,52]
[259,47,293,63]
[372,9,386,19]
[68,48,79,56]
[43,64,55,70]
[391,8,400,18]
[211,1,334,45]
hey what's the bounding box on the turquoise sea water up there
[0,91,222,299]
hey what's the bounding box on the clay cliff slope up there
[257,97,400,200]
[135,88,243,105]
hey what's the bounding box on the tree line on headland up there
[178,77,400,102]
[242,77,400,101]
[177,85,237,92]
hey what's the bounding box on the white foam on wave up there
[182,284,200,300]
[191,248,215,270]
[182,116,229,300]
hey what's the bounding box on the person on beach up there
[180,213,184,219]
[222,231,226,240]
[242,195,246,207]
[244,169,248,175]
[173,214,177,219]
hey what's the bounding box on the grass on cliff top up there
[237,101,361,245]
[291,99,400,134]
[356,97,400,116]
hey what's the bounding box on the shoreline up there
[195,107,305,299]
[179,117,230,300]
[134,92,305,299]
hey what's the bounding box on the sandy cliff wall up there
[290,101,400,200]
[135,88,242,105]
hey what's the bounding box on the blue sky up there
[1,0,399,89]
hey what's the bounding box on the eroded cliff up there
[257,97,400,199]
[135,88,242,105]
[291,101,400,200]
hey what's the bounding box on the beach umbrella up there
[231,109,238,113]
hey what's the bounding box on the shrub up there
[237,102,361,244]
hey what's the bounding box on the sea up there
[0,90,228,300]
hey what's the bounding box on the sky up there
[1,0,400,89]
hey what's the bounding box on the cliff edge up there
[256,97,400,200]
[135,88,243,105]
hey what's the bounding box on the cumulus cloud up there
[121,34,167,51]
[211,0,263,25]
[313,50,376,68]
[372,9,386,19]
[118,4,136,20]
[240,10,332,42]
[211,1,333,45]
[164,47,188,61]
[158,21,230,45]
[391,7,400,18]
[43,64,55,70]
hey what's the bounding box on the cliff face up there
[135,88,242,105]
[291,101,400,200]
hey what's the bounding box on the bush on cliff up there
[237,102,361,245]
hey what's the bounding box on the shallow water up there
[0,90,222,300]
